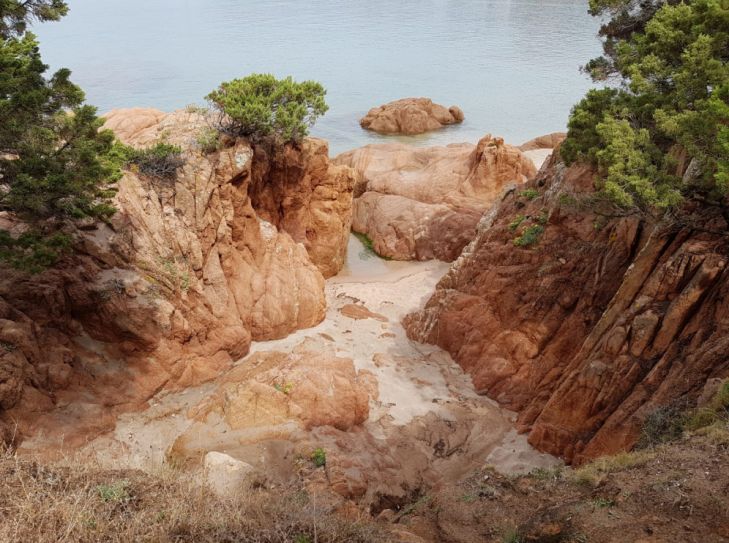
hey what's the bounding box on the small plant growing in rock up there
[501,528,523,543]
[637,403,687,448]
[207,73,328,144]
[508,215,526,231]
[353,231,391,261]
[520,188,540,201]
[196,128,221,154]
[311,448,326,468]
[536,210,549,225]
[529,466,562,481]
[513,225,545,247]
[274,382,294,395]
[184,103,208,115]
[558,193,578,207]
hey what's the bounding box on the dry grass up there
[693,421,729,445]
[569,450,657,487]
[0,450,389,543]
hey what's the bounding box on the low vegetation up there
[122,142,185,179]
[638,379,729,449]
[311,448,327,468]
[569,450,657,487]
[519,188,540,201]
[196,127,222,154]
[353,231,391,260]
[207,73,328,144]
[0,451,385,543]
[513,224,544,247]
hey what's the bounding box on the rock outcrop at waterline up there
[518,132,566,152]
[360,97,464,135]
[405,151,729,463]
[0,108,355,444]
[335,135,536,261]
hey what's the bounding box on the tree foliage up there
[0,2,120,270]
[0,0,67,38]
[562,0,729,212]
[207,73,328,144]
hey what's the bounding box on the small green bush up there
[96,481,131,504]
[513,225,545,247]
[126,143,185,179]
[591,497,615,508]
[536,210,549,225]
[520,188,540,201]
[207,73,328,144]
[311,448,326,468]
[196,128,221,154]
[639,382,729,446]
[353,231,391,261]
[508,215,526,231]
[501,529,523,543]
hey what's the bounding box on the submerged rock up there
[360,98,464,135]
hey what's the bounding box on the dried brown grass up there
[0,450,389,543]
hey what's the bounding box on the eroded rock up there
[405,152,729,462]
[0,108,354,446]
[335,135,536,261]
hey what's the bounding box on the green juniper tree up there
[561,0,729,213]
[207,73,328,144]
[0,1,120,271]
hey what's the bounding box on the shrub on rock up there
[207,73,328,144]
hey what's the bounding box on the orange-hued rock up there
[519,132,567,151]
[105,109,356,278]
[0,108,355,445]
[405,152,729,463]
[250,139,356,278]
[360,98,464,135]
[169,342,371,460]
[334,135,536,261]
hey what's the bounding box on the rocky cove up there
[1,103,728,541]
[1,107,559,491]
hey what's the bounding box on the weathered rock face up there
[360,98,464,135]
[0,108,353,445]
[105,109,356,279]
[334,135,536,261]
[170,340,371,462]
[405,153,729,463]
[250,139,355,278]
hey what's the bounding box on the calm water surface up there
[36,1,602,155]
